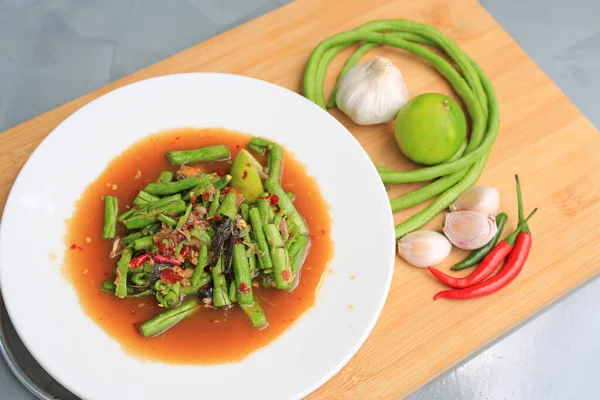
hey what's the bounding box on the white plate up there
[0,73,395,400]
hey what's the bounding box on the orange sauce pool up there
[65,127,333,364]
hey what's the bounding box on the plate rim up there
[0,72,396,400]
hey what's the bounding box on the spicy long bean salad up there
[100,138,310,337]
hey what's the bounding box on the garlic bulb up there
[450,186,500,216]
[443,211,497,250]
[397,230,452,268]
[336,57,408,125]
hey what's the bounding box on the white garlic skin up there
[336,56,408,125]
[443,211,498,250]
[450,186,500,216]
[397,230,452,268]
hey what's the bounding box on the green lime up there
[394,93,467,165]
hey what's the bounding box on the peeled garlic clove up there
[443,211,497,250]
[450,186,500,216]
[397,230,452,268]
[336,56,408,125]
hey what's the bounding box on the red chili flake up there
[173,231,186,245]
[266,194,279,206]
[282,270,291,281]
[190,192,197,207]
[163,213,179,218]
[77,246,84,251]
[201,192,209,201]
[160,268,184,284]
[201,284,208,290]
[129,253,151,269]
[221,187,232,195]
[239,283,250,294]
[206,215,222,222]
[235,145,241,149]
[273,209,281,214]
[176,136,180,140]
[70,244,77,250]
[215,169,226,177]
[242,170,248,180]
[180,246,190,258]
[235,238,243,244]
[297,297,302,301]
[321,229,325,234]
[156,240,168,254]
[153,253,181,266]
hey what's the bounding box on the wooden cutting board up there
[1,0,599,398]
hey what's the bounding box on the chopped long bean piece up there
[290,241,309,276]
[144,177,202,196]
[166,145,230,165]
[288,234,309,261]
[115,247,133,298]
[117,207,137,222]
[176,203,193,230]
[217,193,237,220]
[265,179,308,234]
[263,224,293,289]
[229,281,237,303]
[157,171,173,183]
[212,257,231,307]
[102,196,118,239]
[139,299,201,338]
[268,144,284,182]
[214,175,232,190]
[101,281,152,297]
[133,190,160,206]
[133,236,153,251]
[184,245,211,295]
[208,189,221,218]
[240,301,268,328]
[248,208,273,270]
[233,244,254,304]
[123,231,143,245]
[257,198,271,225]
[125,200,187,229]
[157,213,177,227]
[240,203,249,221]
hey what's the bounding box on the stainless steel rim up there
[0,292,56,400]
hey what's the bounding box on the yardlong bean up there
[303,19,499,239]
[166,145,230,165]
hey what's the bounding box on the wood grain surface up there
[1,0,599,398]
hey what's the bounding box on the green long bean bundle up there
[303,19,499,239]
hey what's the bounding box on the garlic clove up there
[397,230,452,268]
[336,56,408,125]
[442,211,497,250]
[450,186,500,216]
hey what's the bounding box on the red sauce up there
[65,127,333,364]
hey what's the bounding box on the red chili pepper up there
[156,240,169,254]
[239,283,250,294]
[428,223,529,289]
[160,268,184,284]
[221,187,232,195]
[153,253,181,266]
[434,233,532,300]
[129,253,151,269]
[434,175,535,300]
[206,215,222,222]
[70,244,77,250]
[215,169,226,178]
[172,231,186,245]
[180,245,190,258]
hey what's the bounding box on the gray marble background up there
[1,0,599,399]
